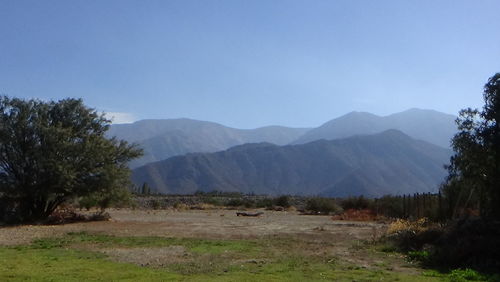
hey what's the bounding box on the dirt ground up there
[1,209,426,277]
[0,209,386,246]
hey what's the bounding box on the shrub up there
[202,197,223,206]
[407,250,430,263]
[150,199,162,209]
[341,196,372,210]
[429,219,500,271]
[386,218,441,252]
[173,202,189,210]
[226,198,245,207]
[387,218,430,235]
[374,195,405,218]
[332,208,377,221]
[305,198,341,215]
[225,198,256,208]
[274,196,291,208]
[255,198,274,208]
[190,203,217,210]
[448,268,487,282]
[386,218,500,272]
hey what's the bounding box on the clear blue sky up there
[1,0,499,128]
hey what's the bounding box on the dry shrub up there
[385,217,441,252]
[387,217,430,234]
[46,208,110,225]
[173,202,189,211]
[332,209,377,221]
[190,203,217,210]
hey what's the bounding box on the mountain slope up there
[108,119,310,168]
[132,130,452,197]
[292,108,457,148]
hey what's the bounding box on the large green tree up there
[443,73,500,219]
[0,97,142,222]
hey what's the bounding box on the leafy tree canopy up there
[0,97,142,222]
[444,73,500,219]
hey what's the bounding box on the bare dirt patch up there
[0,209,385,245]
[0,209,429,277]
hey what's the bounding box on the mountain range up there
[131,130,452,197]
[108,119,309,168]
[108,108,457,196]
[108,109,457,168]
[293,108,456,147]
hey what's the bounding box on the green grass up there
[0,247,181,281]
[29,231,260,255]
[0,232,465,281]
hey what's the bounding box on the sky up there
[1,1,499,128]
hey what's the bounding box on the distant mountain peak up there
[339,111,379,118]
[292,109,456,148]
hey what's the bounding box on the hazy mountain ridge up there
[132,130,452,197]
[108,119,310,168]
[110,109,456,168]
[292,108,457,148]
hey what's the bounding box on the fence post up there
[416,193,420,219]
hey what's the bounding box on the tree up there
[0,97,142,222]
[140,182,151,195]
[443,73,500,219]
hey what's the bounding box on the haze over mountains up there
[293,109,456,148]
[108,109,456,169]
[108,119,310,168]
[108,108,457,196]
[132,130,452,197]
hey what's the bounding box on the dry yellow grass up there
[387,217,430,234]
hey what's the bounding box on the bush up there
[274,196,291,208]
[150,199,162,209]
[430,219,500,271]
[226,198,245,207]
[407,250,431,263]
[305,198,341,215]
[387,218,431,235]
[173,202,189,210]
[201,197,223,206]
[386,218,500,272]
[341,196,372,210]
[332,209,377,221]
[374,195,405,218]
[448,268,486,282]
[255,198,274,208]
[386,218,441,252]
